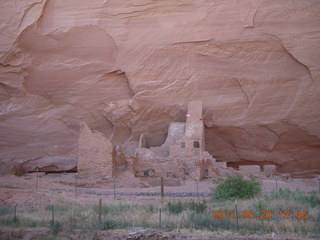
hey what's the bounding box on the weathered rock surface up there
[78,122,114,178]
[0,0,319,176]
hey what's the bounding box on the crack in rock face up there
[0,0,319,177]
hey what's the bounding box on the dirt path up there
[0,174,318,207]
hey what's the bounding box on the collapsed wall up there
[133,101,277,182]
[78,122,114,178]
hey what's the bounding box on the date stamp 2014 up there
[212,210,309,220]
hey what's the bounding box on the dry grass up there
[0,189,319,237]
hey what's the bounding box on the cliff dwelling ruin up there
[0,0,319,182]
[77,101,277,184]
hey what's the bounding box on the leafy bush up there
[212,175,261,200]
[166,200,183,214]
[189,200,207,213]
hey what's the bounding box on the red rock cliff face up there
[0,0,319,176]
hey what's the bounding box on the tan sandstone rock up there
[78,122,114,178]
[239,165,261,177]
[0,0,319,177]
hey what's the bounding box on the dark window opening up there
[193,141,200,148]
[204,169,209,178]
[143,169,155,177]
[181,142,185,148]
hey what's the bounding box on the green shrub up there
[212,175,261,200]
[13,215,19,225]
[166,200,183,214]
[94,205,110,215]
[162,221,175,231]
[100,219,116,230]
[307,192,320,207]
[94,203,134,216]
[45,204,68,213]
[269,189,320,207]
[0,206,10,216]
[27,221,37,228]
[188,212,213,230]
[180,211,233,231]
[49,221,61,235]
[189,200,207,213]
[253,199,267,212]
[144,204,155,214]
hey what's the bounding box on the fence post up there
[13,204,18,223]
[36,167,39,191]
[74,174,78,198]
[235,200,239,231]
[316,176,320,193]
[161,177,164,202]
[99,199,102,225]
[113,176,116,199]
[196,179,199,199]
[159,208,162,229]
[51,205,55,224]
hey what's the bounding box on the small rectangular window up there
[193,141,200,148]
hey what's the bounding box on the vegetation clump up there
[212,175,261,200]
[189,200,207,213]
[0,206,11,216]
[100,219,116,230]
[268,188,320,207]
[49,221,61,235]
[166,200,183,214]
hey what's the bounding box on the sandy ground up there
[0,173,318,207]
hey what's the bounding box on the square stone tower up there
[184,100,204,154]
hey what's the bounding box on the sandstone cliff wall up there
[0,0,319,176]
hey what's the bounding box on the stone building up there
[134,100,277,181]
[134,100,229,180]
[77,102,277,181]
